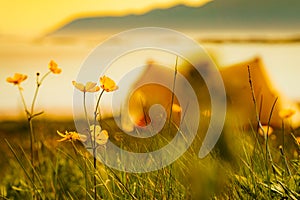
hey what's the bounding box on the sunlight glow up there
[0,0,211,37]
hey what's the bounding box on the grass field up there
[1,116,300,199]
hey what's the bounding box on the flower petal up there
[6,73,27,85]
[89,125,109,145]
[78,134,88,142]
[57,137,68,142]
[49,60,62,74]
[56,130,66,137]
[49,60,58,68]
[72,81,85,92]
[96,130,109,145]
[85,82,97,91]
[6,77,14,83]
[90,86,100,92]
[100,76,118,92]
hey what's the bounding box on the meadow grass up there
[0,117,300,199]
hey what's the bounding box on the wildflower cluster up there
[6,60,61,196]
[57,74,118,199]
[57,75,117,145]
[56,125,109,145]
[6,60,62,119]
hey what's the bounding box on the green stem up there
[92,89,105,200]
[18,85,29,117]
[17,85,36,196]
[85,154,88,200]
[28,73,49,186]
[39,71,51,85]
[31,72,50,115]
[83,91,90,126]
[282,120,285,151]
[106,167,137,199]
[94,90,105,124]
[5,139,44,200]
[28,118,35,190]
[83,91,92,200]
[93,149,97,199]
[248,66,274,196]
[14,71,52,199]
[83,92,92,146]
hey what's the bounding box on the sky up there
[1,0,300,123]
[0,0,210,37]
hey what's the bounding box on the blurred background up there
[2,2,300,199]
[1,0,300,121]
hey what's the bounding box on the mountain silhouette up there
[50,0,300,36]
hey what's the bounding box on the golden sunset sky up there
[0,0,210,37]
[1,0,300,123]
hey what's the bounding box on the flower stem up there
[31,72,50,115]
[94,90,105,123]
[18,85,29,116]
[17,85,35,197]
[28,71,50,197]
[92,89,105,200]
[83,91,92,147]
[29,72,49,170]
[28,119,35,181]
[93,148,97,200]
[39,71,51,85]
[83,92,90,126]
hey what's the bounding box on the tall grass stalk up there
[247,65,276,196]
[168,56,178,130]
[166,56,179,198]
[5,139,44,199]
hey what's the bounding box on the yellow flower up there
[57,130,87,142]
[90,125,109,145]
[72,81,100,93]
[100,76,118,92]
[279,109,296,119]
[48,60,61,74]
[258,125,273,137]
[6,73,27,85]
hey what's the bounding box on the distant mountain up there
[49,0,300,37]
